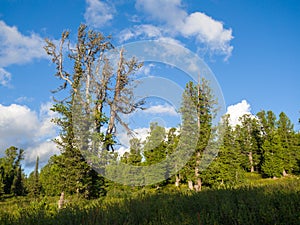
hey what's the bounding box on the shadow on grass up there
[1,181,299,225]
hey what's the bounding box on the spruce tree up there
[179,78,217,191]
[11,166,25,196]
[143,122,167,186]
[44,24,143,196]
[202,115,244,188]
[277,112,297,175]
[235,114,262,172]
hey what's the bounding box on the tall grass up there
[1,178,299,225]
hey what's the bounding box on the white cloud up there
[15,96,34,103]
[117,127,149,147]
[226,100,252,126]
[0,68,11,87]
[0,20,46,68]
[181,12,233,58]
[25,141,59,167]
[132,0,233,59]
[135,0,187,28]
[0,20,48,86]
[144,104,178,116]
[135,63,155,77]
[119,24,162,42]
[0,102,59,166]
[84,0,115,28]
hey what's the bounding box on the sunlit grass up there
[1,176,299,225]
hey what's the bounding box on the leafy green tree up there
[164,128,180,187]
[44,24,143,197]
[117,138,144,186]
[202,115,244,188]
[26,156,41,197]
[261,134,285,177]
[294,132,300,174]
[276,112,297,175]
[179,78,217,191]
[259,111,298,177]
[121,138,143,165]
[39,155,64,196]
[144,123,167,165]
[0,163,5,197]
[0,146,25,195]
[143,122,167,186]
[235,114,262,172]
[11,165,25,196]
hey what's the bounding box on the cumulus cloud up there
[117,127,149,147]
[226,100,252,127]
[0,20,48,86]
[128,0,233,59]
[119,24,162,42]
[181,12,233,58]
[0,20,46,68]
[84,0,115,28]
[135,0,187,28]
[25,141,59,167]
[0,102,59,167]
[144,104,178,116]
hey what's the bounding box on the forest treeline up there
[0,25,299,200]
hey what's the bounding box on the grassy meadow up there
[0,175,299,225]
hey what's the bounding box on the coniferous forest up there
[0,25,299,225]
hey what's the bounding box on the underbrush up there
[0,177,299,225]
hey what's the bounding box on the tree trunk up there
[188,180,194,191]
[107,48,124,141]
[248,151,254,172]
[194,152,202,191]
[175,174,180,187]
[283,169,287,177]
[195,178,202,192]
[58,192,65,210]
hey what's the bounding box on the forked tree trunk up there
[107,49,124,136]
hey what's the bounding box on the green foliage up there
[1,178,299,225]
[0,146,25,196]
[26,156,41,198]
[179,78,217,190]
[202,115,245,188]
[143,122,167,165]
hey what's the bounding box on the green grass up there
[1,177,299,225]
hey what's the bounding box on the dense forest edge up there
[0,25,299,224]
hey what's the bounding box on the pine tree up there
[164,128,180,187]
[11,166,25,196]
[0,163,5,197]
[143,122,167,186]
[31,156,41,197]
[119,138,144,186]
[122,138,143,165]
[44,24,143,197]
[202,115,244,188]
[235,114,262,173]
[179,78,217,191]
[261,133,285,178]
[1,147,24,195]
[276,112,297,175]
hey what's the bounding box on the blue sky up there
[0,0,299,171]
